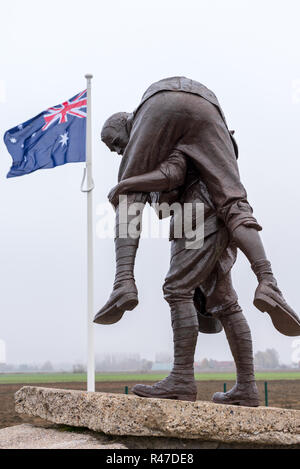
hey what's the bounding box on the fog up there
[0,0,299,366]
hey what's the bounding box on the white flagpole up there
[81,73,95,392]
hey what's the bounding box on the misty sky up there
[0,0,300,366]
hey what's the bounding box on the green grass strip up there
[0,371,299,384]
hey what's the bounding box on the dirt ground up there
[1,380,299,429]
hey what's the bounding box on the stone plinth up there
[15,386,300,446]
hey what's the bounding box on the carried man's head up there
[101,112,131,155]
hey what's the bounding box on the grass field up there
[1,371,300,384]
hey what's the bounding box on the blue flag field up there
[4,90,87,178]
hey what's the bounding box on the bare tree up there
[254,349,279,369]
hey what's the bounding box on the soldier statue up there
[94,77,300,405]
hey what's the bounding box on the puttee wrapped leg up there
[94,197,144,325]
[132,301,199,401]
[212,304,259,407]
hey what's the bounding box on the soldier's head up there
[101,112,131,155]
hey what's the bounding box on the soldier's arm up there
[108,151,187,206]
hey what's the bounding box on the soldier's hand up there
[108,182,127,208]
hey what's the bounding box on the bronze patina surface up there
[95,77,300,406]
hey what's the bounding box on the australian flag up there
[4,90,87,178]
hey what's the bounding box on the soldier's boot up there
[132,302,199,401]
[252,260,300,337]
[94,202,142,325]
[94,238,139,324]
[212,306,259,407]
[232,226,300,336]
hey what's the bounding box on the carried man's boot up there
[94,201,142,325]
[93,238,139,324]
[232,226,300,336]
[212,306,259,407]
[252,260,300,336]
[132,302,199,401]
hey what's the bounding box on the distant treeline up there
[0,348,296,373]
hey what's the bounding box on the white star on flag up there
[10,137,17,143]
[59,132,69,147]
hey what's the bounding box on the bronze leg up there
[212,305,259,406]
[232,226,300,336]
[94,200,143,325]
[132,301,198,401]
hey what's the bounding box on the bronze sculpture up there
[95,77,300,405]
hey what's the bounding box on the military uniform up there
[119,76,261,236]
[151,151,239,317]
[96,76,299,404]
